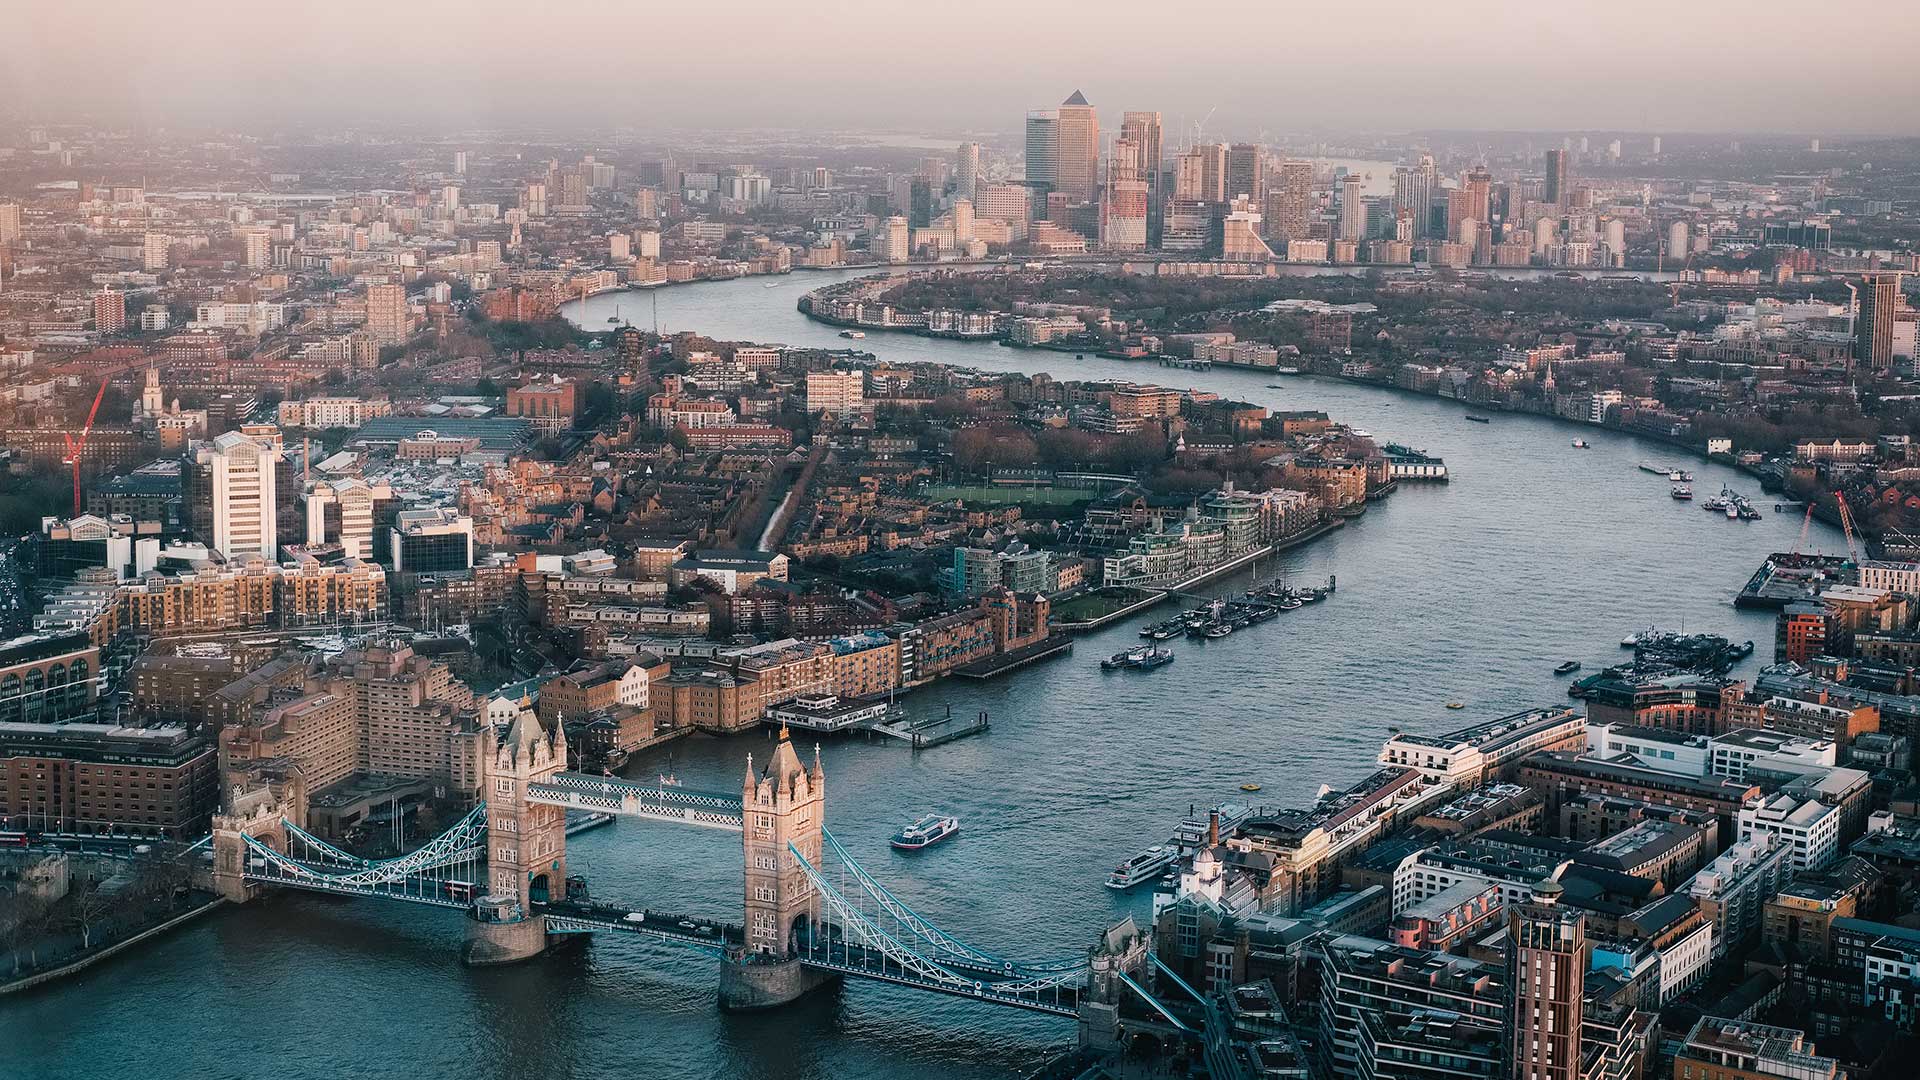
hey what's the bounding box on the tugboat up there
[890,814,960,851]
[1130,646,1175,671]
[1554,660,1582,675]
[1103,646,1148,670]
[1671,485,1693,500]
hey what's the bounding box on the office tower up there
[454,150,467,175]
[1025,109,1058,218]
[974,183,1032,226]
[1857,272,1903,369]
[1052,90,1098,204]
[142,232,170,271]
[955,141,981,201]
[93,289,126,333]
[306,479,376,560]
[0,202,19,244]
[1339,174,1366,241]
[1544,148,1570,208]
[908,177,933,228]
[1265,160,1314,245]
[872,216,909,262]
[1506,880,1586,1080]
[366,282,408,345]
[206,429,281,560]
[1226,143,1265,204]
[949,198,974,244]
[390,509,475,574]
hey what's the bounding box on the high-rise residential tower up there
[1506,879,1587,1080]
[1120,111,1164,243]
[1226,143,1265,204]
[1339,174,1366,241]
[955,141,981,202]
[1856,272,1904,370]
[366,282,408,345]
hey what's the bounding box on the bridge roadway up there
[243,861,478,908]
[526,772,745,831]
[796,929,1082,1017]
[538,899,744,952]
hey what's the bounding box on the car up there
[622,912,646,924]
[677,919,697,931]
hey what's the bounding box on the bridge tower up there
[464,709,567,965]
[210,767,307,903]
[719,725,840,1009]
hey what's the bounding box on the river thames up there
[9,270,1840,1080]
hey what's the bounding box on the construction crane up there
[61,376,112,516]
[1832,490,1861,564]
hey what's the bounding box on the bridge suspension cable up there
[240,802,489,901]
[818,828,1087,975]
[790,841,1087,1008]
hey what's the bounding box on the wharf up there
[953,634,1073,678]
[1734,552,1856,609]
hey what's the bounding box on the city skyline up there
[8,1,1920,138]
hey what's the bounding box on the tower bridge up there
[208,714,1157,1031]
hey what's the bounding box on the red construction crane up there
[61,376,112,516]
[1832,490,1861,564]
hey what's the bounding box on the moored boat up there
[1106,845,1178,889]
[890,814,960,851]
[1130,646,1175,670]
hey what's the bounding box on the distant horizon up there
[9,1,1920,139]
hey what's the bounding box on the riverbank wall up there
[0,896,226,996]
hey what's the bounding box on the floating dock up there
[870,709,991,749]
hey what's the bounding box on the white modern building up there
[1738,792,1843,872]
[205,429,280,560]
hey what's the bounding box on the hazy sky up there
[13,1,1919,138]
